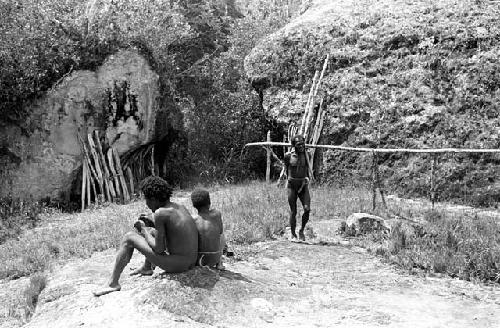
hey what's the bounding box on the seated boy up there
[191,188,225,269]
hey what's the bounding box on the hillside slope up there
[245,0,500,205]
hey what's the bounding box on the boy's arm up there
[151,210,168,254]
[283,152,290,178]
[216,210,223,234]
[142,227,157,250]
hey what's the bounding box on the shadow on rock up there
[219,269,252,283]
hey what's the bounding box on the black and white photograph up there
[0,0,499,327]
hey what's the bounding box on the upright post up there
[266,131,271,183]
[371,151,377,210]
[431,154,437,209]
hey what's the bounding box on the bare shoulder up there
[210,209,222,218]
[155,207,177,216]
[192,214,202,223]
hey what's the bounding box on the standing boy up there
[284,134,311,241]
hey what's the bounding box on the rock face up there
[245,0,500,204]
[0,50,160,202]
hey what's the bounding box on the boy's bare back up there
[194,209,222,254]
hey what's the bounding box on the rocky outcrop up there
[0,50,161,202]
[245,0,500,204]
[340,213,389,236]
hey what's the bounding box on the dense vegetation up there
[0,0,302,185]
[245,0,500,206]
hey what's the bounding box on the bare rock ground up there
[15,220,500,328]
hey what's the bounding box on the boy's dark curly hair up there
[191,188,210,209]
[140,176,173,202]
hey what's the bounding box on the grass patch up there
[1,181,498,286]
[0,197,46,244]
[0,202,147,279]
[357,207,500,283]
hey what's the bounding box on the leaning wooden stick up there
[86,134,104,202]
[266,131,271,183]
[300,71,320,135]
[371,151,377,210]
[126,166,134,195]
[94,131,115,201]
[78,134,100,205]
[85,160,91,208]
[113,148,130,202]
[107,148,122,200]
[81,159,87,212]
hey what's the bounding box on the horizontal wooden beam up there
[245,141,500,154]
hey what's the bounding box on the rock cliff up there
[245,0,500,204]
[0,50,161,202]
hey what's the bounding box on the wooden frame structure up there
[245,140,500,210]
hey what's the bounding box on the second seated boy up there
[191,188,226,269]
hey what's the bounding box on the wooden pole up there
[266,131,271,183]
[78,134,100,205]
[87,159,98,206]
[300,71,320,135]
[81,161,87,212]
[126,166,135,195]
[374,154,387,209]
[85,160,91,208]
[113,148,130,202]
[431,154,436,209]
[108,148,122,201]
[304,55,329,140]
[93,131,115,201]
[244,142,500,154]
[86,134,105,202]
[371,151,377,210]
[151,145,155,176]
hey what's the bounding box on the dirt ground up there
[6,219,496,328]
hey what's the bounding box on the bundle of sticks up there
[276,55,329,184]
[79,131,132,211]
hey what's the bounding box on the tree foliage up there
[0,0,302,185]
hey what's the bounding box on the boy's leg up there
[130,227,156,276]
[93,231,137,296]
[298,186,311,241]
[216,234,226,270]
[287,187,298,238]
[125,230,193,273]
[94,231,192,297]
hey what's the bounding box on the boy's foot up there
[216,262,226,270]
[93,284,121,297]
[130,266,154,276]
[298,230,305,241]
[289,232,298,241]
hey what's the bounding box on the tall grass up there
[0,197,45,244]
[1,181,498,285]
[0,202,146,279]
[373,210,500,283]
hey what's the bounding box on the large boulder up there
[340,213,389,236]
[244,0,500,204]
[0,50,161,202]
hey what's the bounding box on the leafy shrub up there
[0,197,44,244]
